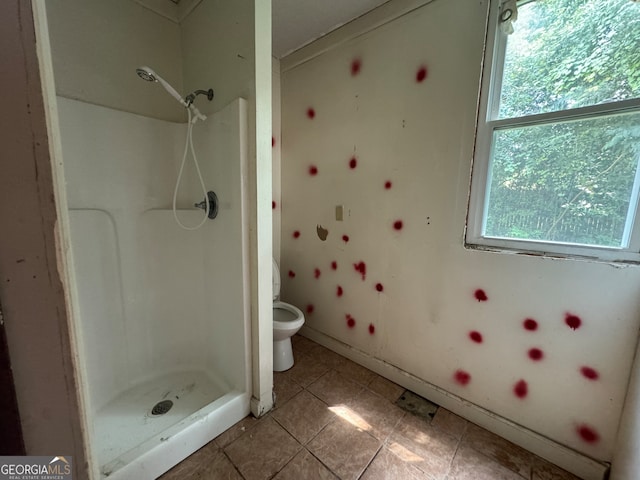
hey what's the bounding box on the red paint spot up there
[309,165,318,176]
[307,107,315,119]
[288,270,295,278]
[349,156,357,169]
[416,66,428,83]
[523,318,538,331]
[351,58,361,76]
[337,285,343,297]
[454,370,471,386]
[393,220,403,230]
[272,201,276,210]
[384,181,392,190]
[293,230,300,238]
[528,348,544,361]
[514,379,528,399]
[346,314,356,328]
[375,283,384,292]
[272,136,275,147]
[474,289,488,302]
[581,366,599,380]
[314,268,321,279]
[306,304,314,314]
[331,261,337,270]
[342,235,350,243]
[565,313,582,330]
[469,331,483,343]
[353,261,366,281]
[368,323,375,335]
[577,425,600,444]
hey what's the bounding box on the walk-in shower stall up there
[50,32,254,480]
[59,96,251,478]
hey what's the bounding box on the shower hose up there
[172,107,210,230]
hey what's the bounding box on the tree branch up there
[545,152,626,238]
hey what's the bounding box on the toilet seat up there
[273,301,304,333]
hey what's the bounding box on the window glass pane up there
[498,0,640,119]
[484,111,640,247]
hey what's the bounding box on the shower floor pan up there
[95,370,228,473]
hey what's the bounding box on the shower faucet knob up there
[194,191,219,220]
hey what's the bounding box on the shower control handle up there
[194,190,219,219]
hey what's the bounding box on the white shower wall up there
[58,96,249,416]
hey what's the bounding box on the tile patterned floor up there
[160,335,581,480]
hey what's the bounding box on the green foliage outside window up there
[484,0,640,248]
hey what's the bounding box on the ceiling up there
[271,0,391,58]
[162,0,390,58]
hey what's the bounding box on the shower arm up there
[185,89,214,107]
[185,89,214,123]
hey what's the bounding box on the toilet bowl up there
[273,259,305,372]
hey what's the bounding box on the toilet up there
[273,258,305,371]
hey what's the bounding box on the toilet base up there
[273,338,294,372]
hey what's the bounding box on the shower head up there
[136,67,156,82]
[136,65,187,107]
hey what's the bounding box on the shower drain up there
[151,400,173,416]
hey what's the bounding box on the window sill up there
[463,241,640,267]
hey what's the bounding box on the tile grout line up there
[304,446,342,479]
[459,439,531,480]
[443,431,464,480]
[221,448,248,480]
[266,437,305,480]
[356,441,384,480]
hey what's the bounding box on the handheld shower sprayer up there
[136,66,187,107]
[136,65,217,230]
[135,66,213,122]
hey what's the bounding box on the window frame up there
[466,0,640,262]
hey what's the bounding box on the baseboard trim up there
[300,325,609,480]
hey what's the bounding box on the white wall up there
[180,0,255,116]
[250,0,274,416]
[46,0,261,123]
[46,0,184,122]
[273,57,282,265]
[280,0,640,467]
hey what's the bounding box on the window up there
[467,0,640,261]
